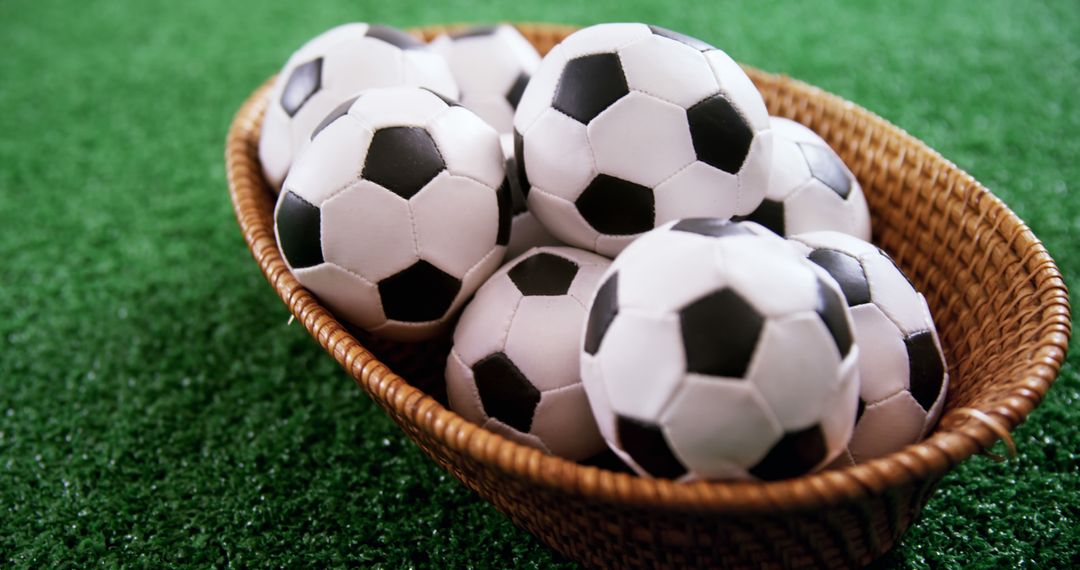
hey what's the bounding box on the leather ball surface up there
[430,24,541,135]
[273,87,509,342]
[512,23,773,257]
[446,246,610,461]
[259,23,459,191]
[737,117,871,240]
[581,219,859,481]
[790,231,948,464]
[499,134,563,259]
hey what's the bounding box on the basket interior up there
[225,23,1070,514]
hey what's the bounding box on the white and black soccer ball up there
[499,134,563,259]
[513,23,773,257]
[274,87,510,342]
[789,231,948,463]
[447,246,610,461]
[430,24,541,135]
[259,23,459,191]
[581,219,859,481]
[736,117,871,240]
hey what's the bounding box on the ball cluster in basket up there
[265,22,948,481]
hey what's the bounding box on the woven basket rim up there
[225,23,1071,514]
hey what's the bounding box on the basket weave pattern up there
[225,24,1070,569]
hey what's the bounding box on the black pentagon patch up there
[799,143,852,199]
[473,352,540,432]
[749,424,827,481]
[671,218,754,238]
[310,95,360,141]
[905,331,946,412]
[733,199,785,236]
[420,87,460,108]
[276,191,323,269]
[679,288,764,378]
[815,277,854,358]
[362,127,445,199]
[449,25,499,39]
[508,252,579,296]
[513,129,530,199]
[280,58,322,117]
[575,174,654,235]
[365,24,424,49]
[647,25,715,52]
[687,94,754,174]
[379,260,461,322]
[616,416,687,479]
[506,71,530,109]
[553,53,629,124]
[855,398,866,427]
[808,249,871,307]
[495,178,512,246]
[583,272,618,355]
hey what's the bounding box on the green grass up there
[1,0,1077,567]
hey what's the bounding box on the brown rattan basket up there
[225,23,1070,569]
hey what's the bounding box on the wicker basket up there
[224,23,1070,569]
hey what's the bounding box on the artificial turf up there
[1,0,1077,567]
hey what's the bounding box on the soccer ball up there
[499,134,563,259]
[789,231,948,463]
[259,23,459,191]
[736,117,871,240]
[513,23,773,257]
[446,246,610,460]
[581,219,859,481]
[430,24,541,134]
[274,87,510,342]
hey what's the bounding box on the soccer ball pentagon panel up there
[274,87,510,342]
[499,134,563,259]
[580,219,859,480]
[259,23,459,191]
[513,23,773,257]
[446,246,610,461]
[430,25,541,134]
[737,117,871,240]
[790,231,948,464]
